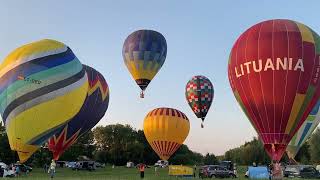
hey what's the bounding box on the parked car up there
[154,160,168,168]
[0,167,14,178]
[56,161,67,168]
[199,165,209,178]
[284,165,302,178]
[14,164,32,173]
[300,166,320,178]
[0,162,7,169]
[219,161,235,171]
[126,162,135,168]
[199,165,236,178]
[72,161,96,171]
[95,162,105,168]
[66,162,77,168]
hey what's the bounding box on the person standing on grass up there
[138,163,145,179]
[154,165,158,176]
[48,160,56,178]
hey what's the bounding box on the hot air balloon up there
[122,30,167,98]
[0,39,88,162]
[143,108,190,160]
[185,75,214,128]
[286,100,320,160]
[48,65,109,160]
[228,19,320,162]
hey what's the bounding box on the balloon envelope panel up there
[228,19,320,161]
[143,108,190,160]
[286,100,320,159]
[122,30,167,90]
[0,39,88,162]
[48,65,109,160]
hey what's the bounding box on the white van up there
[154,160,168,168]
[0,163,14,178]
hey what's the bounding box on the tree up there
[0,122,17,164]
[224,137,270,165]
[310,128,320,163]
[295,141,311,164]
[59,130,96,161]
[203,153,218,165]
[93,124,144,165]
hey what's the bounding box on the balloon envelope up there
[48,65,109,160]
[286,100,320,159]
[0,39,88,162]
[122,30,167,97]
[228,19,320,161]
[143,108,190,160]
[185,75,214,127]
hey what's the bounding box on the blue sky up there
[0,0,319,155]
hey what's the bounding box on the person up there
[272,162,283,180]
[138,163,145,179]
[48,160,56,178]
[43,163,48,173]
[154,165,158,176]
[0,166,4,178]
[193,165,196,178]
[233,166,237,178]
[15,165,20,177]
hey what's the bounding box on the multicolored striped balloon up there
[48,65,109,160]
[286,100,320,159]
[185,75,214,128]
[122,30,167,98]
[228,19,320,161]
[0,39,88,162]
[143,108,190,160]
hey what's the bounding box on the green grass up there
[1,166,307,180]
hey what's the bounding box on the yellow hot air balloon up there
[143,107,190,160]
[0,39,88,162]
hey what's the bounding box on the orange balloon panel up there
[143,108,190,160]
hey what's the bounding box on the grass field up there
[3,166,303,180]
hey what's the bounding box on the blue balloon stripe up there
[0,48,75,93]
[297,122,312,146]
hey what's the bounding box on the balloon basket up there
[140,91,144,98]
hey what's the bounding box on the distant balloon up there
[0,39,88,162]
[228,19,320,161]
[286,100,320,159]
[143,108,190,160]
[185,75,214,128]
[48,65,109,160]
[122,30,167,98]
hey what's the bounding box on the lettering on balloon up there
[234,57,304,78]
[18,76,42,84]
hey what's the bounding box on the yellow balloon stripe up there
[295,22,315,44]
[7,80,88,149]
[285,93,305,134]
[125,59,160,80]
[0,39,66,74]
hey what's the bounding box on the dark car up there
[284,165,301,178]
[300,166,320,179]
[219,161,234,171]
[14,164,32,173]
[199,165,209,178]
[72,161,96,171]
[199,165,236,178]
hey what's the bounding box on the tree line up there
[1,122,319,167]
[223,128,320,165]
